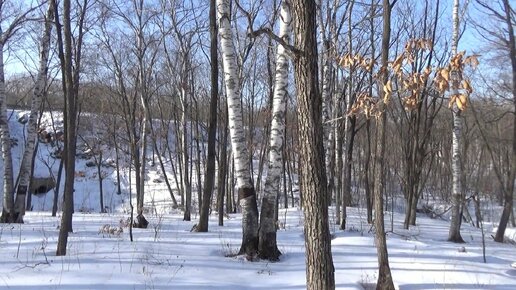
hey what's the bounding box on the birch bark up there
[12,3,54,223]
[0,40,14,223]
[317,1,334,205]
[0,2,35,223]
[216,0,259,257]
[180,52,192,221]
[258,0,291,261]
[0,3,39,223]
[448,0,465,243]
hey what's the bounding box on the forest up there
[0,0,515,289]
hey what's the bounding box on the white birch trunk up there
[448,0,464,243]
[137,69,148,224]
[216,0,259,257]
[11,4,54,223]
[0,40,14,223]
[322,57,334,205]
[138,107,147,215]
[317,1,333,197]
[258,0,291,261]
[321,53,332,150]
[180,54,191,221]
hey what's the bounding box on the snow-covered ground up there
[0,207,514,289]
[1,110,515,289]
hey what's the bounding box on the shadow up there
[399,283,516,290]
[0,285,137,290]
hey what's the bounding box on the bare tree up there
[372,0,395,288]
[167,1,195,221]
[491,0,515,243]
[197,0,218,232]
[292,0,335,288]
[468,0,515,242]
[102,0,163,227]
[55,0,88,256]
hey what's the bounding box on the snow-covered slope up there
[1,109,179,214]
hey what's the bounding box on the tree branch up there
[249,27,301,55]
[234,0,301,56]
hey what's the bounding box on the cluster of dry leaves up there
[338,39,479,118]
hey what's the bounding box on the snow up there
[0,208,515,289]
[499,227,516,244]
[1,110,515,289]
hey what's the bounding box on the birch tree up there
[318,0,334,205]
[448,0,465,243]
[216,0,259,257]
[0,1,39,223]
[179,48,192,221]
[12,2,54,224]
[258,0,291,262]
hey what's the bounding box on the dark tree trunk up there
[114,123,122,196]
[56,0,85,256]
[365,120,373,224]
[373,0,395,288]
[340,117,356,230]
[494,0,516,243]
[197,0,218,232]
[150,128,178,206]
[292,0,335,288]
[217,123,228,226]
[97,152,105,213]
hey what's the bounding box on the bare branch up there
[1,3,44,44]
[248,27,301,55]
